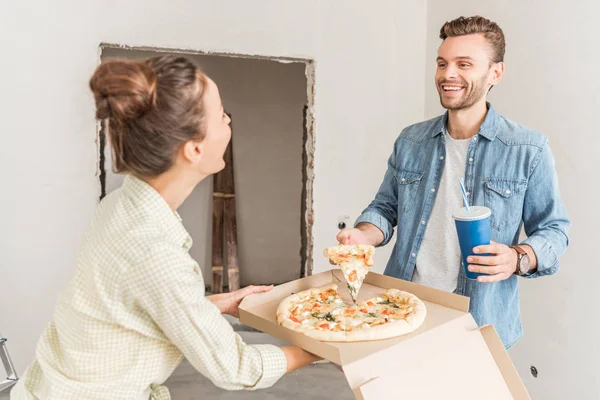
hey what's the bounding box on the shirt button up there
[469,158,474,163]
[401,178,406,182]
[506,189,511,195]
[431,188,436,193]
[421,220,426,225]
[440,156,444,160]
[412,253,416,257]
[466,192,470,196]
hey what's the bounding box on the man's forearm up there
[355,222,385,247]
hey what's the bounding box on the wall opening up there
[97,44,315,289]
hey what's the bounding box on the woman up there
[11,55,319,400]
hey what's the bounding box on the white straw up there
[459,178,470,211]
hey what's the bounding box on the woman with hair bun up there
[11,55,319,400]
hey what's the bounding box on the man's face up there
[435,33,502,110]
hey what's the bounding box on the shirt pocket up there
[483,177,528,231]
[393,169,424,214]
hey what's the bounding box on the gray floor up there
[1,318,354,400]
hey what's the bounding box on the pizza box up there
[239,269,530,399]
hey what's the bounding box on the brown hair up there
[90,55,208,177]
[439,16,505,64]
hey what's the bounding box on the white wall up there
[425,2,600,399]
[101,48,308,287]
[0,0,426,373]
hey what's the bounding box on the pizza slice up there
[323,244,374,303]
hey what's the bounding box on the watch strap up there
[511,245,525,275]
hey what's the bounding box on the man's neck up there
[446,100,488,140]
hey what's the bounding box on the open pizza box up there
[239,269,531,399]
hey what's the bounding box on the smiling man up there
[335,15,570,348]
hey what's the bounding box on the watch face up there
[520,254,531,274]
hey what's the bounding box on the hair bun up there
[89,59,157,121]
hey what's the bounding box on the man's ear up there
[181,140,203,164]
[490,61,505,86]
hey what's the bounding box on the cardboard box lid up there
[353,325,530,400]
[239,269,530,399]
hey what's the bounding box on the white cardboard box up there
[239,269,530,399]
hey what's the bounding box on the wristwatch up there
[510,245,532,276]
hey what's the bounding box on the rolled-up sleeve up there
[355,210,395,246]
[521,142,570,277]
[124,242,287,390]
[251,345,288,389]
[355,138,401,246]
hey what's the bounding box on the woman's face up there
[193,77,232,175]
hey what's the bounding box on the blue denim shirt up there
[356,103,570,348]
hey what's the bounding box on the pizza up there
[276,283,426,342]
[323,245,374,303]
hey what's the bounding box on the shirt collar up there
[123,175,193,250]
[432,102,499,141]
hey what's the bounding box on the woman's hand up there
[208,285,274,317]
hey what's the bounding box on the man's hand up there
[330,224,383,265]
[336,223,384,246]
[467,241,518,283]
[208,285,274,317]
[336,228,372,245]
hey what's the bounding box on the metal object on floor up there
[0,332,18,393]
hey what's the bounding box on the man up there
[336,15,570,349]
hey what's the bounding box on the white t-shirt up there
[412,133,471,292]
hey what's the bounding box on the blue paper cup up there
[452,206,492,280]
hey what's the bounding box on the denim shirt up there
[356,103,570,348]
